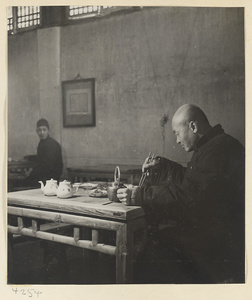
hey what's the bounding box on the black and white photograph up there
[2,1,252,298]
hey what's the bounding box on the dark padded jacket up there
[29,136,63,183]
[135,125,245,266]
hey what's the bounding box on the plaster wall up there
[60,7,245,167]
[8,7,245,173]
[8,30,40,160]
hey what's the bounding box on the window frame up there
[66,6,136,22]
[8,6,41,35]
[7,6,142,35]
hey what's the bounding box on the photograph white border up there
[1,1,251,299]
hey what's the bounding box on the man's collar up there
[194,124,224,151]
[39,135,50,142]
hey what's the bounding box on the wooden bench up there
[67,164,142,184]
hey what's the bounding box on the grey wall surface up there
[8,7,245,174]
[8,30,40,160]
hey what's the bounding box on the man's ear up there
[189,121,198,133]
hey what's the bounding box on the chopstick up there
[102,201,113,205]
[138,151,152,187]
[139,151,156,188]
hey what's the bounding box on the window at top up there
[17,6,40,29]
[8,6,40,34]
[7,6,136,34]
[68,6,114,19]
[7,7,13,31]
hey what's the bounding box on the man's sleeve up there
[135,180,196,210]
[143,157,187,186]
[134,149,227,210]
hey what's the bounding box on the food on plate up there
[81,182,98,189]
[89,189,108,198]
[74,182,98,189]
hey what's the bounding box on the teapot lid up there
[46,178,57,182]
[59,180,71,184]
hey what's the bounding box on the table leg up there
[115,217,147,284]
[116,225,130,283]
[8,233,14,283]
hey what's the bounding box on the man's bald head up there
[172,104,210,130]
[172,104,212,152]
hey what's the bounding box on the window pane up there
[68,6,114,19]
[17,6,40,29]
[7,7,13,31]
[8,7,13,18]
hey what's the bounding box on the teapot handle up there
[114,166,120,185]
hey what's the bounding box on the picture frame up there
[62,78,95,127]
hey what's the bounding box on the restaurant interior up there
[7,6,245,284]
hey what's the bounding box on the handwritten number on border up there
[12,288,42,297]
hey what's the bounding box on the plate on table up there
[89,188,108,198]
[77,182,98,190]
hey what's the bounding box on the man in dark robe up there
[27,118,63,186]
[118,104,245,284]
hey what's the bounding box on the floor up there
[8,238,116,284]
[7,236,202,285]
[8,234,246,285]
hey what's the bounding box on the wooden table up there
[67,164,142,184]
[8,161,35,180]
[8,161,36,192]
[7,188,147,284]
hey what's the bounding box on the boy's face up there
[36,126,49,140]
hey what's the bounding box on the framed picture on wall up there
[62,78,95,127]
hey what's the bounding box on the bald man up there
[118,104,245,284]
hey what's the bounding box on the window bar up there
[30,7,33,26]
[24,6,26,27]
[28,9,30,25]
[21,6,23,27]
[34,15,37,26]
[28,6,31,25]
[19,7,22,28]
[13,7,18,34]
[38,7,40,25]
[36,8,39,25]
[25,7,29,27]
[17,6,20,28]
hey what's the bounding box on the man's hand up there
[142,156,160,172]
[117,185,138,205]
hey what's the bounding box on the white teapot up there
[39,178,58,196]
[57,180,79,199]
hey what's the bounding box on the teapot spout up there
[38,181,44,191]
